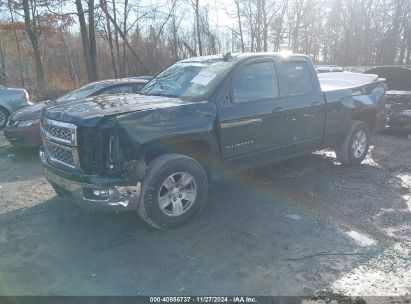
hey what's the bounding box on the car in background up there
[132,76,153,81]
[0,85,31,129]
[365,67,411,133]
[385,90,411,133]
[4,77,149,148]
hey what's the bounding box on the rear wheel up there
[138,153,208,229]
[335,121,370,165]
[0,107,9,129]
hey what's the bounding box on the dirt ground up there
[0,131,410,299]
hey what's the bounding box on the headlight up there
[17,119,40,127]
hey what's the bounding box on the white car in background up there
[0,85,31,129]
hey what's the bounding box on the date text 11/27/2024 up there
[149,297,257,303]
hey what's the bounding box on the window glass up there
[101,85,133,95]
[283,62,313,96]
[133,83,144,92]
[232,62,279,103]
[56,83,105,102]
[140,61,235,100]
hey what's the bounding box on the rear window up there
[283,62,313,96]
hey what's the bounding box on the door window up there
[232,62,279,103]
[282,62,313,96]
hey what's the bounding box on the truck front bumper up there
[40,147,140,212]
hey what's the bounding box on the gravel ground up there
[0,131,410,299]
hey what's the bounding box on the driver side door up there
[217,59,284,163]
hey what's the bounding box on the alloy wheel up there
[157,172,197,217]
[352,130,367,158]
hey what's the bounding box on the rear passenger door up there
[276,59,325,152]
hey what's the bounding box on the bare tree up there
[22,0,45,92]
[75,0,98,82]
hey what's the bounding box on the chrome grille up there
[41,118,77,146]
[42,125,72,142]
[40,118,80,169]
[45,143,76,168]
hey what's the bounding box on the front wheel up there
[137,153,208,229]
[335,121,370,165]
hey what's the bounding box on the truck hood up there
[42,93,194,125]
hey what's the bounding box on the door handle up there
[311,101,321,107]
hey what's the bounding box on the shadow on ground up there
[0,134,410,296]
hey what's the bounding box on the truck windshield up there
[140,61,234,100]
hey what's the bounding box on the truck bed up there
[318,72,387,144]
[318,72,380,92]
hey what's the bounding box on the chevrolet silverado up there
[39,53,386,229]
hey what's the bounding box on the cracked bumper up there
[40,147,140,212]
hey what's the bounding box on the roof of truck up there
[179,52,309,63]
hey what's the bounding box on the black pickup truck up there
[39,53,386,229]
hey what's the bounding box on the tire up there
[0,107,9,129]
[137,153,208,229]
[335,121,370,166]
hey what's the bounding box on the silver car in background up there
[0,85,31,128]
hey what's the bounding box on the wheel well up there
[352,110,376,132]
[143,140,216,179]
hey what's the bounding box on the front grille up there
[40,118,80,169]
[41,117,77,146]
[42,125,73,143]
[45,143,76,168]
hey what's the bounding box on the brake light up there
[22,90,29,101]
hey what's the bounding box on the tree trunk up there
[195,0,202,56]
[61,33,79,87]
[88,0,98,80]
[112,0,122,77]
[104,6,118,78]
[262,0,268,52]
[171,13,179,61]
[75,0,94,82]
[22,0,45,93]
[235,0,245,52]
[122,0,128,76]
[8,0,25,87]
